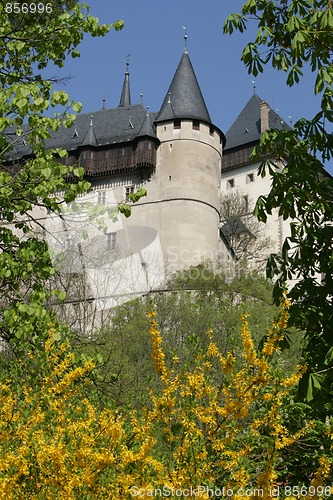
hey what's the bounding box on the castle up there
[17,46,292,310]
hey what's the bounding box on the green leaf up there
[73,167,84,178]
[41,168,51,178]
[58,291,66,302]
[71,101,82,113]
[118,204,131,218]
[324,346,333,366]
[16,98,28,111]
[53,331,62,341]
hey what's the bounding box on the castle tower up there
[150,48,225,272]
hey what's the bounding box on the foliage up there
[0,2,139,353]
[75,269,304,410]
[224,0,333,415]
[0,297,331,498]
[74,299,156,409]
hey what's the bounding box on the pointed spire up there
[155,51,211,124]
[118,55,131,108]
[81,115,98,147]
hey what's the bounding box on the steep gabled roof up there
[225,94,291,150]
[155,51,211,124]
[81,117,98,147]
[137,110,156,139]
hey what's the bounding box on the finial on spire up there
[125,53,130,73]
[251,80,256,95]
[102,98,106,110]
[183,25,188,53]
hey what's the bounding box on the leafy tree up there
[0,2,126,354]
[224,0,333,415]
[77,267,304,409]
[0,297,331,498]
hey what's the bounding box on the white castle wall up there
[221,161,291,259]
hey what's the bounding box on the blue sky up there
[52,0,329,170]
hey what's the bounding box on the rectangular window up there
[125,185,134,201]
[107,232,117,250]
[209,125,214,136]
[174,119,181,129]
[247,173,254,183]
[192,120,200,131]
[227,178,235,189]
[98,191,106,205]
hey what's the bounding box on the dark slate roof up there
[7,104,156,160]
[4,125,32,161]
[137,111,156,138]
[47,105,157,150]
[155,51,211,124]
[81,118,98,147]
[6,104,158,160]
[225,94,291,150]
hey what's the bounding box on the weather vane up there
[125,54,130,72]
[183,25,188,52]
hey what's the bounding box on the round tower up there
[153,49,225,273]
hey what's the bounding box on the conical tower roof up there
[155,51,211,124]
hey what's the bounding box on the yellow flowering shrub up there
[0,297,331,499]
